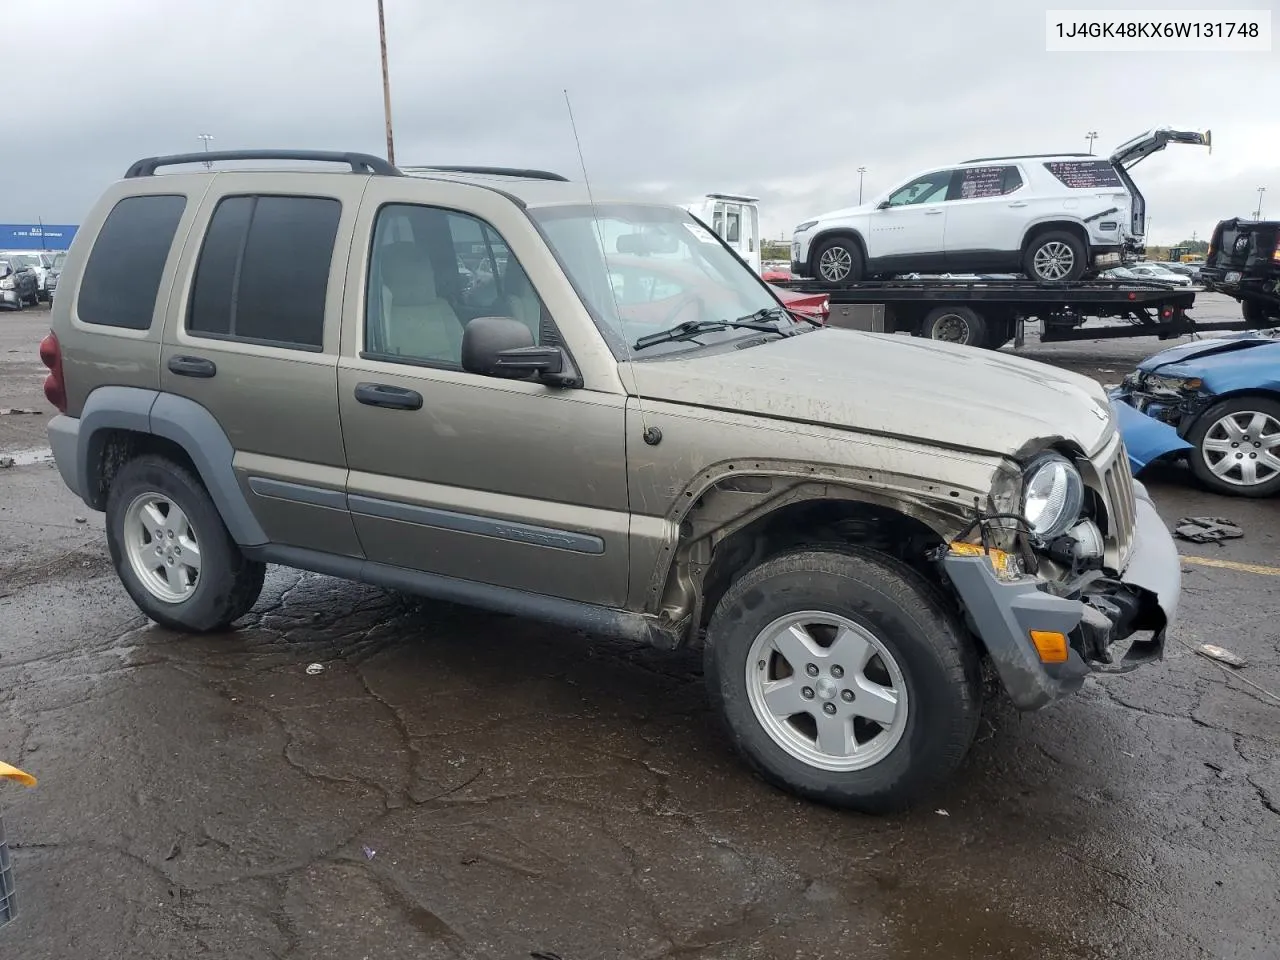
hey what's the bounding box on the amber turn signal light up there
[1030,630,1069,664]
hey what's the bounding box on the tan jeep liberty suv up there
[40,149,1182,812]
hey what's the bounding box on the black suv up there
[1201,218,1280,325]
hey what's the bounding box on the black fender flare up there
[76,385,268,546]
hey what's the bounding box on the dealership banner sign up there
[0,224,79,250]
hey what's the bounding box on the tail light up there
[1272,247,1280,263]
[39,331,67,413]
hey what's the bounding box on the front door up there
[336,179,631,607]
[865,169,954,269]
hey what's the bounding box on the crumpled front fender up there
[1110,398,1192,473]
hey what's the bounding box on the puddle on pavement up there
[0,446,53,467]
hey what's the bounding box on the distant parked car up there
[1200,218,1280,327]
[1112,333,1280,496]
[0,258,39,309]
[1125,263,1193,286]
[0,251,55,301]
[1160,261,1203,281]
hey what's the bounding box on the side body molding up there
[75,385,268,546]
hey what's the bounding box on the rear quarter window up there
[1042,160,1124,189]
[78,194,188,330]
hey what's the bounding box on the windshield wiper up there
[631,307,795,351]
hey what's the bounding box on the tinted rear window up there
[187,194,340,350]
[1042,160,1124,189]
[78,194,187,329]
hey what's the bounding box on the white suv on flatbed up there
[792,128,1210,284]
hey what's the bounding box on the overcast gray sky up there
[3,0,1275,245]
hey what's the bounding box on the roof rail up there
[404,165,570,182]
[962,152,1096,163]
[705,192,760,203]
[124,150,400,178]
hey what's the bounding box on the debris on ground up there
[1196,644,1248,668]
[305,663,324,675]
[362,845,376,860]
[0,408,41,416]
[0,458,13,470]
[1174,517,1243,544]
[935,808,950,816]
[74,516,87,524]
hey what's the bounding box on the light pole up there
[1085,131,1098,155]
[1255,186,1267,220]
[376,0,396,165]
[197,133,214,169]
[857,166,867,205]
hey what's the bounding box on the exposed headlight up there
[1022,452,1085,540]
[794,220,818,233]
[0,279,13,290]
[1142,374,1203,396]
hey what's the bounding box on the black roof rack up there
[962,152,1096,163]
[124,150,400,178]
[405,165,570,182]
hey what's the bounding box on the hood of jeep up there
[623,328,1115,459]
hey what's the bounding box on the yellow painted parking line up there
[1180,555,1280,577]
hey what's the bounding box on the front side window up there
[188,194,340,350]
[530,203,787,359]
[364,204,545,368]
[885,171,955,207]
[79,194,188,330]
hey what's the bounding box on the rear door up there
[941,164,1028,263]
[159,174,366,558]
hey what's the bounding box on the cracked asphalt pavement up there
[2,301,1278,959]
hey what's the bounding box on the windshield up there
[4,254,38,268]
[52,252,66,270]
[529,203,787,358]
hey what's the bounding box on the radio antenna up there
[562,89,653,438]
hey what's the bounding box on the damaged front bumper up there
[941,480,1181,711]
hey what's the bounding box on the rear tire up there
[1186,396,1280,498]
[811,237,864,283]
[106,454,266,631]
[703,547,982,813]
[1023,231,1087,282]
[922,305,987,347]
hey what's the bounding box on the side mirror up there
[876,201,891,210]
[461,316,565,380]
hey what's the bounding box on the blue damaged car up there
[1111,333,1280,497]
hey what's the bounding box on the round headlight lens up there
[1023,454,1085,540]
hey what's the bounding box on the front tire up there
[1187,396,1280,497]
[1023,231,1087,282]
[704,547,982,813]
[106,454,266,631]
[811,237,864,283]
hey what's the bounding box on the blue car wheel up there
[1187,396,1280,497]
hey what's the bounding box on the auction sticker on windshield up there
[686,223,720,244]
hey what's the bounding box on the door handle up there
[354,382,423,410]
[168,355,216,378]
[1008,201,1029,208]
[924,209,943,216]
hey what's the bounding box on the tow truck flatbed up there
[770,276,1256,349]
